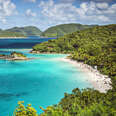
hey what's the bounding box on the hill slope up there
[6,26,42,36]
[33,24,116,81]
[0,30,26,38]
[41,23,96,37]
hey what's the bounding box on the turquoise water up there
[0,49,92,116]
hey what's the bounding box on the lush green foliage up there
[31,24,116,115]
[13,101,38,116]
[41,23,96,37]
[13,87,116,116]
[40,88,116,116]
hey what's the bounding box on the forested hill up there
[0,30,26,38]
[5,26,42,37]
[41,23,97,37]
[33,24,116,82]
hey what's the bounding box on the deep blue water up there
[0,36,56,49]
[0,37,92,116]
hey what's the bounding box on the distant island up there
[41,23,97,37]
[0,52,28,60]
[0,26,41,38]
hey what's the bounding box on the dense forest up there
[41,23,96,37]
[13,24,116,116]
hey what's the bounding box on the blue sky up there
[0,0,116,31]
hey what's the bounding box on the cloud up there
[59,0,75,3]
[25,9,37,17]
[39,0,78,23]
[81,0,113,3]
[0,0,17,23]
[96,2,109,9]
[25,0,36,3]
[39,0,116,25]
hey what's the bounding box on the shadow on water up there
[0,92,28,101]
[0,42,42,49]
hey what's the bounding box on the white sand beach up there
[58,57,112,93]
[0,37,27,39]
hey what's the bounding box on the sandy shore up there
[58,57,112,93]
[0,37,27,39]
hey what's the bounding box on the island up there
[0,52,28,60]
[0,26,42,38]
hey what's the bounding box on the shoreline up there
[58,57,112,93]
[0,48,112,92]
[0,37,27,39]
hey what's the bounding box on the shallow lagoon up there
[0,49,93,116]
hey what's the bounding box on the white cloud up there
[26,9,37,17]
[39,0,116,25]
[59,0,75,3]
[0,0,17,23]
[25,0,36,3]
[39,0,78,23]
[96,2,109,9]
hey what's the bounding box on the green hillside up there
[0,30,26,37]
[41,23,97,37]
[33,24,116,76]
[28,24,116,115]
[6,26,42,36]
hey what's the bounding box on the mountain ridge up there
[41,23,98,37]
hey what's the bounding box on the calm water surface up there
[0,37,92,116]
[0,36,55,49]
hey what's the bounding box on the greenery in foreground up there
[13,24,116,116]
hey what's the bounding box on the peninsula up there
[32,24,116,93]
